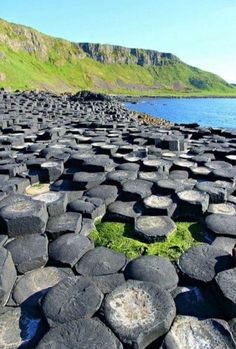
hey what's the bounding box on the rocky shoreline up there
[0,89,236,348]
[117,94,236,104]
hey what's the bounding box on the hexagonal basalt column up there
[215,267,236,319]
[36,318,123,349]
[205,214,236,237]
[135,215,176,242]
[41,161,64,183]
[104,280,176,348]
[143,195,177,217]
[32,191,67,217]
[178,245,233,285]
[161,316,236,349]
[0,198,48,237]
[124,255,178,291]
[0,247,17,305]
[176,190,209,219]
[73,171,106,190]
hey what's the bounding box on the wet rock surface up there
[0,89,236,347]
[161,316,236,349]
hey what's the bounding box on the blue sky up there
[1,0,236,82]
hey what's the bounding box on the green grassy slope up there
[0,18,235,96]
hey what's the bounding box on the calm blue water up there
[126,98,236,129]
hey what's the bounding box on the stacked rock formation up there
[0,88,236,348]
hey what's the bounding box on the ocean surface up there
[125,98,236,129]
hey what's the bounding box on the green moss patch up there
[90,221,205,260]
[31,183,45,189]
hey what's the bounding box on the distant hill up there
[0,18,235,96]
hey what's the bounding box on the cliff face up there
[0,18,179,67]
[0,17,235,95]
[78,43,180,66]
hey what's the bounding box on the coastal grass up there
[1,46,236,96]
[90,221,205,260]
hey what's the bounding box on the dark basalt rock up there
[41,276,104,327]
[40,161,64,182]
[36,318,123,349]
[215,268,236,319]
[124,255,178,291]
[211,236,236,255]
[75,247,127,276]
[135,215,176,242]
[121,179,153,201]
[104,280,176,348]
[46,212,82,239]
[195,181,227,203]
[32,191,68,217]
[13,266,72,306]
[116,163,140,171]
[0,247,17,306]
[1,89,236,347]
[70,90,113,102]
[49,233,93,267]
[143,195,177,216]
[178,244,233,284]
[5,234,48,273]
[89,273,126,294]
[0,198,48,237]
[206,214,236,237]
[161,316,236,349]
[106,170,137,186]
[106,200,142,223]
[82,155,115,172]
[156,178,185,195]
[207,202,236,216]
[176,189,209,219]
[0,305,47,349]
[85,185,118,206]
[68,196,106,220]
[73,171,106,189]
[172,286,223,318]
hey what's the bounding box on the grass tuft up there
[90,221,205,260]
